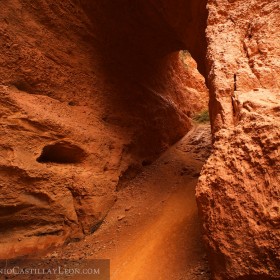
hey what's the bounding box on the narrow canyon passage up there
[46,124,212,280]
[0,0,209,261]
[1,1,279,279]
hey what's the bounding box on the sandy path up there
[111,179,204,280]
[48,124,212,280]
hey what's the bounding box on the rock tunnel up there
[1,0,279,279]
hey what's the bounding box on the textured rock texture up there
[197,1,280,279]
[0,0,208,257]
[2,1,279,279]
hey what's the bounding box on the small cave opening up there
[12,80,32,92]
[36,141,87,164]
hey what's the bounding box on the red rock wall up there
[197,1,280,279]
[0,0,208,257]
[2,1,279,279]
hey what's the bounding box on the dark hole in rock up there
[37,141,87,164]
[142,159,152,166]
[13,80,31,92]
[68,101,76,106]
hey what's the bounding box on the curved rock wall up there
[0,0,208,257]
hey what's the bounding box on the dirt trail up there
[48,124,212,280]
[111,180,206,280]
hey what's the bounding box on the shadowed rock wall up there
[0,0,208,257]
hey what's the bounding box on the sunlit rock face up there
[197,1,280,279]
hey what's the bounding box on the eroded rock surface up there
[197,1,280,279]
[0,0,208,257]
[2,1,279,279]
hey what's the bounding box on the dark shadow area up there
[37,141,86,164]
[78,0,208,159]
[81,0,208,75]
